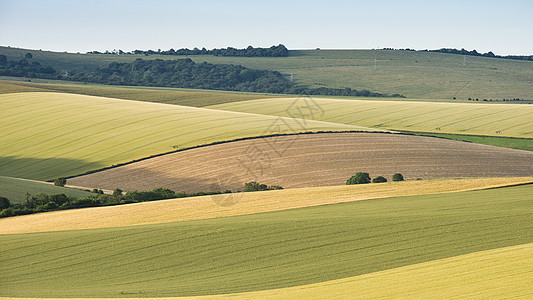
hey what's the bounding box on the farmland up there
[0,176,93,204]
[0,92,368,180]
[1,184,531,297]
[68,132,533,193]
[2,46,533,100]
[209,97,533,138]
[207,243,533,299]
[3,177,531,234]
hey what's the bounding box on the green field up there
[214,243,533,299]
[0,78,280,107]
[2,46,532,100]
[1,184,531,297]
[209,97,533,138]
[400,131,533,152]
[0,92,369,180]
[0,176,93,204]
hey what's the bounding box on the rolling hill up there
[2,46,532,99]
[0,92,371,180]
[68,132,533,193]
[3,177,531,234]
[1,184,531,297]
[209,97,533,138]
[0,176,94,204]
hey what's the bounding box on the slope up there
[0,92,370,180]
[0,176,93,204]
[1,184,531,297]
[68,133,533,193]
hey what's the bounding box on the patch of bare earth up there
[68,133,533,192]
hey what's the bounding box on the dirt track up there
[69,133,533,192]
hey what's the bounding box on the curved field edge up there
[0,79,283,107]
[207,97,533,138]
[67,132,533,193]
[0,184,531,297]
[1,243,531,300]
[1,177,531,234]
[0,176,95,204]
[0,92,373,180]
[199,243,533,300]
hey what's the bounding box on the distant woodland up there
[0,54,401,97]
[88,44,290,57]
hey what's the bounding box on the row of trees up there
[65,58,402,97]
[0,55,56,78]
[382,47,533,62]
[346,172,404,185]
[88,45,290,57]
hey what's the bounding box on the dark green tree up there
[113,188,123,197]
[392,173,405,182]
[0,196,10,210]
[346,172,371,185]
[54,177,67,187]
[24,52,33,59]
[372,176,388,183]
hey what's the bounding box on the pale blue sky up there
[1,0,532,55]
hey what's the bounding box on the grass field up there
[0,78,280,107]
[0,92,369,180]
[68,133,533,193]
[3,177,531,234]
[206,243,533,299]
[0,176,94,204]
[209,97,533,138]
[399,130,533,152]
[2,47,533,99]
[0,184,531,297]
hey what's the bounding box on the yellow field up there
[209,97,533,138]
[2,177,531,234]
[202,243,533,299]
[0,92,368,180]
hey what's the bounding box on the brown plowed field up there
[69,133,533,192]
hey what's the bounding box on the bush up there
[54,177,67,187]
[244,181,268,192]
[372,176,388,183]
[392,173,405,182]
[346,172,371,185]
[113,188,123,197]
[0,196,10,210]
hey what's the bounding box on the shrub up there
[54,177,67,187]
[0,196,10,210]
[244,181,268,192]
[372,176,388,183]
[392,173,405,182]
[346,172,371,185]
[113,188,123,197]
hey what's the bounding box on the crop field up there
[0,184,531,297]
[0,92,370,180]
[3,177,531,234]
[208,243,533,299]
[68,132,533,193]
[209,97,533,138]
[2,47,533,100]
[0,176,93,204]
[0,78,280,107]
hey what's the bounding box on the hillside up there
[0,92,369,180]
[67,133,533,193]
[1,184,531,297]
[0,176,94,204]
[2,46,532,99]
[209,97,533,138]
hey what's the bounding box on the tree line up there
[0,54,56,78]
[382,47,533,61]
[88,44,289,57]
[0,54,403,97]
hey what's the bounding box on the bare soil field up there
[69,132,533,193]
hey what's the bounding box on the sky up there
[0,0,532,55]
